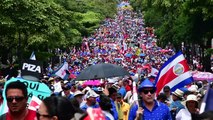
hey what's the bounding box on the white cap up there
[86,89,99,98]
[188,85,198,93]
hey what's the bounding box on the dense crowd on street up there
[0,1,212,120]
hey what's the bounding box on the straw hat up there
[74,91,84,97]
[186,94,198,102]
[48,77,55,82]
[0,78,5,84]
[172,89,184,98]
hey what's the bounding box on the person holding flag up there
[128,78,172,120]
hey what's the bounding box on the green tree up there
[0,0,118,64]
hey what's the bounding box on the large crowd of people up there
[0,1,212,120]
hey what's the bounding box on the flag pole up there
[132,81,139,106]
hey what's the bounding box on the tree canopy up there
[130,0,213,71]
[0,0,117,64]
[130,0,213,48]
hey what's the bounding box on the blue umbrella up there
[140,53,146,57]
[125,53,132,57]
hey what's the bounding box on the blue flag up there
[200,86,213,113]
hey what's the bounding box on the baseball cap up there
[138,78,156,92]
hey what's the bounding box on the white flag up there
[30,51,36,60]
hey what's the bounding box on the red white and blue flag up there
[54,62,70,80]
[155,51,194,96]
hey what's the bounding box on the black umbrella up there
[76,63,130,80]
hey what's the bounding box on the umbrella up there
[69,74,76,79]
[139,53,146,57]
[192,71,213,81]
[125,53,132,57]
[83,80,101,86]
[76,63,130,80]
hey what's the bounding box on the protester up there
[62,84,74,100]
[163,86,173,105]
[128,78,172,120]
[176,94,199,120]
[157,93,168,105]
[73,90,84,105]
[80,89,99,111]
[123,89,132,104]
[118,80,127,98]
[0,81,36,120]
[108,87,119,120]
[169,88,185,120]
[99,94,114,120]
[115,93,130,120]
[198,111,213,120]
[37,96,75,120]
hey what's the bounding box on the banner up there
[0,77,51,115]
[21,59,43,81]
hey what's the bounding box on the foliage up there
[130,0,213,50]
[0,0,117,64]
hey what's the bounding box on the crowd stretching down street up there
[0,1,212,120]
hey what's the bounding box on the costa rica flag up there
[54,62,70,80]
[155,51,194,96]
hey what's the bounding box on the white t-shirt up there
[124,91,132,103]
[176,108,191,120]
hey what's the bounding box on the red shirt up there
[125,85,131,92]
[6,109,36,120]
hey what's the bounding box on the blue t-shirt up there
[110,99,118,120]
[128,101,172,120]
[169,100,185,113]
